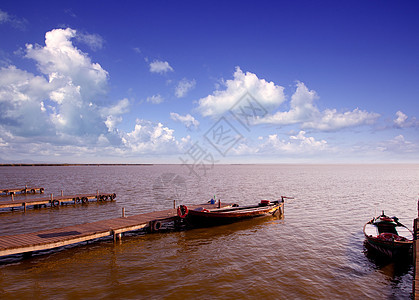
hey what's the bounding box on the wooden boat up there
[363,211,413,258]
[178,197,289,226]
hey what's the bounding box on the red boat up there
[363,211,413,258]
[178,197,291,226]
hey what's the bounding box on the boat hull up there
[187,202,283,226]
[364,236,412,258]
[363,214,413,258]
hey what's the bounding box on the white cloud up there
[0,28,122,147]
[102,98,130,116]
[0,65,53,136]
[121,119,186,154]
[229,130,330,157]
[149,60,174,74]
[175,78,196,98]
[25,28,109,101]
[394,111,408,127]
[257,81,318,125]
[75,32,104,51]
[256,81,379,131]
[146,94,164,104]
[380,135,419,153]
[197,66,285,117]
[261,131,328,154]
[0,9,27,30]
[303,108,379,131]
[101,98,130,132]
[0,28,197,162]
[170,112,199,129]
[393,111,418,128]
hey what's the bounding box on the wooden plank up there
[0,192,116,212]
[0,202,233,257]
[0,187,44,196]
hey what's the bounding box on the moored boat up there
[178,197,291,226]
[363,211,413,258]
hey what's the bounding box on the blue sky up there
[0,1,418,164]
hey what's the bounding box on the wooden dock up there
[0,192,116,212]
[0,202,230,257]
[1,186,44,196]
[414,202,419,299]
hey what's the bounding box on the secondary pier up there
[1,186,44,196]
[0,202,230,257]
[0,192,116,212]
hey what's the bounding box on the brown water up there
[0,164,418,299]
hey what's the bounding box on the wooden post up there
[414,219,418,275]
[112,230,122,243]
[122,207,125,218]
[11,194,14,202]
[61,190,63,196]
[173,200,176,209]
[50,194,53,203]
[218,199,221,208]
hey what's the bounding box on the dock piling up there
[122,207,125,218]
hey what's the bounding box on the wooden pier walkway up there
[0,202,229,257]
[1,186,44,196]
[0,192,116,212]
[414,203,419,299]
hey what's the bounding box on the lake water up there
[0,164,418,299]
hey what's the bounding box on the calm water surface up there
[0,164,418,299]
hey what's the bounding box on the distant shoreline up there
[0,163,155,166]
[0,162,417,167]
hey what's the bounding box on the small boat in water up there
[179,197,290,226]
[363,211,413,258]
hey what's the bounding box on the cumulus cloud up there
[197,67,285,117]
[229,130,330,157]
[0,28,121,148]
[102,98,130,132]
[257,81,318,125]
[121,119,186,154]
[149,60,174,74]
[0,27,194,162]
[261,131,328,154]
[175,78,196,98]
[303,108,379,131]
[25,28,109,101]
[393,111,418,128]
[256,81,379,131]
[170,112,199,129]
[146,94,164,104]
[0,65,53,136]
